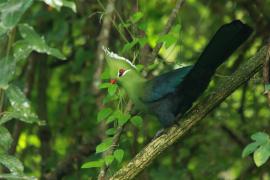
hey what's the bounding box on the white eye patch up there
[117,69,131,77]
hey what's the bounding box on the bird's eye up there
[118,69,126,77]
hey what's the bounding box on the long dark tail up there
[174,20,252,116]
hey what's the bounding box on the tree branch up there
[110,46,268,180]
[263,43,270,104]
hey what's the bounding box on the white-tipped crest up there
[102,46,136,69]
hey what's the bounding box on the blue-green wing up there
[142,66,193,102]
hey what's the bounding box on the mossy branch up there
[110,46,268,180]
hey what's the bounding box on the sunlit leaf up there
[96,138,113,153]
[0,0,33,36]
[253,143,270,167]
[16,24,66,60]
[13,40,33,61]
[114,149,124,163]
[0,56,16,89]
[0,154,24,174]
[5,84,40,124]
[251,132,269,144]
[158,34,177,48]
[0,126,13,152]
[81,159,104,169]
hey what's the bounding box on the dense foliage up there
[0,0,270,179]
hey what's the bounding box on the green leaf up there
[253,143,270,167]
[118,113,131,126]
[5,84,40,124]
[122,39,138,53]
[135,64,144,72]
[81,159,104,169]
[242,142,260,158]
[104,155,114,165]
[0,56,16,89]
[96,138,113,153]
[106,114,117,124]
[158,34,177,48]
[42,0,77,12]
[108,84,118,95]
[17,24,66,60]
[114,149,124,163]
[97,108,113,122]
[137,37,148,47]
[106,128,116,136]
[251,132,269,144]
[99,83,111,89]
[62,0,77,12]
[130,116,143,128]
[0,126,13,152]
[0,0,33,36]
[130,12,143,23]
[13,40,33,61]
[0,154,24,174]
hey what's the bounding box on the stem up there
[0,28,17,113]
[6,28,16,57]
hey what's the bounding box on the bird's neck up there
[120,72,147,109]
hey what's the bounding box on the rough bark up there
[110,46,268,180]
[263,43,270,104]
[92,0,116,95]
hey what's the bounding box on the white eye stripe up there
[118,69,131,77]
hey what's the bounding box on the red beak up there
[110,79,117,84]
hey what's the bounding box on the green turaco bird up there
[104,20,252,127]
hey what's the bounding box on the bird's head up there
[103,47,138,85]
